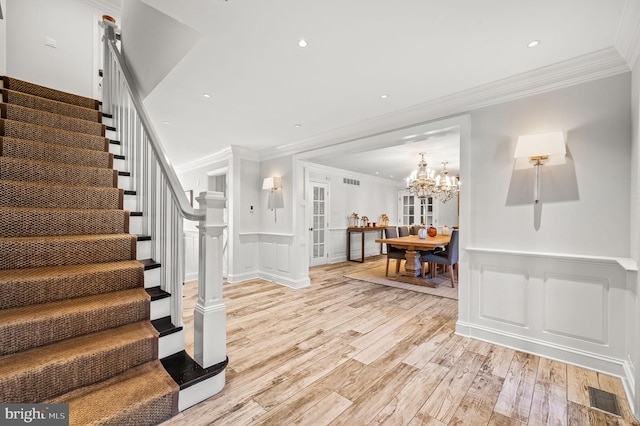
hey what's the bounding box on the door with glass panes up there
[397,190,433,226]
[310,182,329,266]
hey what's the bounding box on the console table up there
[347,226,386,262]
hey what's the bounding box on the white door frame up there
[309,181,329,266]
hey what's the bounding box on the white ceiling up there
[104,0,632,181]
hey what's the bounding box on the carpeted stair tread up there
[1,76,100,110]
[0,119,109,151]
[1,136,113,168]
[0,180,123,209]
[0,233,137,270]
[0,287,150,355]
[0,156,117,187]
[0,260,144,310]
[0,207,129,237]
[2,89,102,122]
[50,360,178,426]
[0,321,158,403]
[0,103,105,136]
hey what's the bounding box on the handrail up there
[103,23,203,221]
[100,18,227,370]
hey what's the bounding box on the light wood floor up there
[163,256,639,426]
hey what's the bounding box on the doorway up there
[309,182,329,266]
[207,170,229,278]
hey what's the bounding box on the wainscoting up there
[457,247,638,417]
[330,227,385,263]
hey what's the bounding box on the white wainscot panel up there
[260,242,275,271]
[241,241,258,271]
[276,244,291,273]
[479,266,529,327]
[183,230,199,282]
[544,273,608,344]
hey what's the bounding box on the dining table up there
[375,234,451,286]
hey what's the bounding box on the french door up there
[309,182,329,266]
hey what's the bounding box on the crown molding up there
[615,0,640,68]
[175,145,261,174]
[300,160,403,187]
[82,0,121,17]
[175,146,232,174]
[260,47,629,161]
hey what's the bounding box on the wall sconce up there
[262,176,284,221]
[514,131,566,204]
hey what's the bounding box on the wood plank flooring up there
[162,256,639,426]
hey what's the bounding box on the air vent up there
[343,178,360,186]
[588,387,622,417]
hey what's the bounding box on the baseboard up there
[455,321,627,378]
[258,271,310,289]
[622,359,639,421]
[226,271,259,283]
[184,272,197,282]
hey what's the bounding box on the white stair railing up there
[100,18,226,369]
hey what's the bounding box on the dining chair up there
[398,226,410,237]
[420,229,459,287]
[384,227,406,276]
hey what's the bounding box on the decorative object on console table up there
[349,212,359,227]
[379,213,389,227]
[360,215,369,227]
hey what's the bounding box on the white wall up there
[628,52,640,420]
[457,73,638,415]
[470,73,631,256]
[120,0,200,99]
[302,162,400,263]
[0,0,6,76]
[6,0,104,97]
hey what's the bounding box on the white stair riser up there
[113,157,125,171]
[144,267,160,288]
[109,143,121,155]
[178,373,225,412]
[124,195,137,212]
[129,215,143,235]
[102,117,114,127]
[137,240,151,260]
[106,129,117,140]
[118,175,132,191]
[151,297,170,320]
[158,329,184,358]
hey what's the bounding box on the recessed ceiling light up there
[376,171,380,175]
[163,121,171,125]
[294,124,302,128]
[202,93,212,98]
[527,40,540,48]
[381,94,388,99]
[298,39,308,48]
[390,174,394,178]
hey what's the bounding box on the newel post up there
[194,191,227,368]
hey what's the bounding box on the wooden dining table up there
[375,234,451,285]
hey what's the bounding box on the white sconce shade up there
[514,131,566,204]
[262,176,282,191]
[263,176,284,215]
[514,131,566,167]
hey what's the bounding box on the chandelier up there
[405,153,459,203]
[432,161,460,203]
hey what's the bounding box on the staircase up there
[0,76,179,424]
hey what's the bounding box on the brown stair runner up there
[0,77,178,425]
